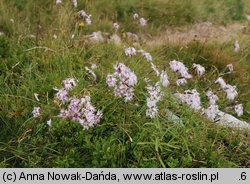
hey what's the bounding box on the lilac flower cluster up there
[62,78,77,91]
[138,49,159,76]
[132,13,147,26]
[206,90,218,105]
[215,77,238,100]
[169,60,193,79]
[32,107,41,118]
[113,22,120,30]
[54,78,77,104]
[169,60,192,86]
[139,18,147,26]
[133,13,139,20]
[124,47,159,76]
[106,63,137,102]
[234,104,243,117]
[193,63,205,76]
[125,47,137,57]
[59,96,102,129]
[78,10,92,25]
[160,70,170,87]
[56,89,69,103]
[203,105,220,121]
[146,82,162,118]
[176,78,187,86]
[72,0,77,8]
[175,89,201,110]
[56,0,62,5]
[137,49,152,62]
[226,64,234,73]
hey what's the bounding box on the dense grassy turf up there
[0,0,250,168]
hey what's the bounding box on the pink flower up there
[234,104,243,117]
[32,107,41,118]
[133,13,139,20]
[106,63,137,102]
[113,22,120,30]
[160,70,170,87]
[193,63,205,76]
[139,18,147,26]
[176,78,187,86]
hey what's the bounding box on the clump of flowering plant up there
[160,69,170,87]
[106,63,137,102]
[59,96,102,129]
[53,77,102,129]
[175,89,201,110]
[234,104,243,117]
[203,105,220,121]
[133,13,139,20]
[215,77,238,100]
[193,63,205,76]
[77,10,92,25]
[145,81,162,118]
[226,64,234,73]
[206,90,219,105]
[124,47,136,57]
[56,0,62,5]
[176,78,187,86]
[139,18,147,26]
[169,60,192,79]
[72,0,77,7]
[32,107,41,118]
[62,78,77,91]
[113,22,120,30]
[137,49,159,76]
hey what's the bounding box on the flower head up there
[91,64,97,69]
[72,0,77,7]
[124,47,136,57]
[176,78,187,86]
[59,96,102,129]
[113,22,120,30]
[32,107,41,118]
[226,64,234,73]
[160,70,170,87]
[234,40,240,52]
[77,10,92,25]
[146,82,162,118]
[137,49,152,62]
[106,63,138,102]
[78,10,87,18]
[62,78,77,91]
[234,104,243,117]
[56,89,69,103]
[206,90,218,105]
[175,89,201,110]
[139,18,147,26]
[203,105,220,121]
[169,60,192,79]
[215,77,227,89]
[133,13,139,20]
[47,119,52,126]
[193,63,205,76]
[224,84,238,100]
[56,0,62,5]
[85,15,92,25]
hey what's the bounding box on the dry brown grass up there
[146,22,250,47]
